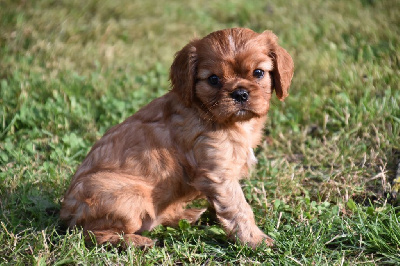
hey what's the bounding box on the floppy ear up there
[262,31,294,101]
[169,41,198,107]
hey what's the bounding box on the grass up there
[0,0,399,264]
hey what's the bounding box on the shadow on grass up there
[0,183,63,233]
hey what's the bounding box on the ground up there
[0,0,399,264]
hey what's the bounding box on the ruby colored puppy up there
[60,28,294,248]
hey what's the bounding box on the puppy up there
[60,28,294,249]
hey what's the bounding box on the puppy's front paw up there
[243,228,274,249]
[261,234,274,247]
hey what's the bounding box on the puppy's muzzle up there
[231,88,249,103]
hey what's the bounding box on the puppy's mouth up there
[232,108,257,121]
[236,109,249,116]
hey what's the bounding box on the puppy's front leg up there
[193,177,273,248]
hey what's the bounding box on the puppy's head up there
[170,28,294,124]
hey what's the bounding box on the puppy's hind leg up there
[63,172,157,248]
[83,209,156,248]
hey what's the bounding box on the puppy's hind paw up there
[123,234,155,249]
[183,208,207,224]
[87,230,155,249]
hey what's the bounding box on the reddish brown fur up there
[60,28,294,249]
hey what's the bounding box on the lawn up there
[0,0,399,264]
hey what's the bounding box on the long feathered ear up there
[262,31,294,101]
[169,41,198,107]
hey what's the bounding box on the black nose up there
[231,88,249,103]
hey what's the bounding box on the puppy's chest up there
[212,132,257,175]
[238,122,258,167]
[246,147,258,169]
[234,146,258,177]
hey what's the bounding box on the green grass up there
[1,0,399,264]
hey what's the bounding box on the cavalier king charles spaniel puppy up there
[60,28,294,249]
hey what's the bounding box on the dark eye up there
[208,74,220,86]
[253,69,264,78]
